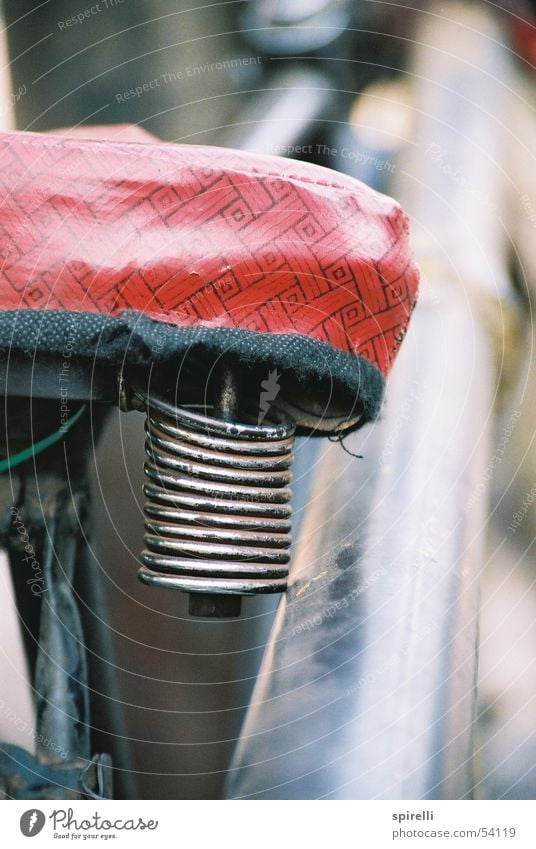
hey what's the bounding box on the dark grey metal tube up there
[34,492,90,765]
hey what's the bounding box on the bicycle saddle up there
[0,129,418,431]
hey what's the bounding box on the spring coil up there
[138,393,295,597]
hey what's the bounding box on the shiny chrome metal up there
[226,0,517,799]
[138,391,295,600]
[226,295,495,799]
[221,67,334,156]
[240,0,351,54]
[241,0,352,56]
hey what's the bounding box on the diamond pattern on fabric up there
[0,131,419,377]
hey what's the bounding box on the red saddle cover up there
[0,130,418,381]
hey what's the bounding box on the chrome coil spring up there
[138,393,295,599]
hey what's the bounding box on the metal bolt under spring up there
[136,378,295,617]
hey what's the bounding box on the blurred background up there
[0,0,535,799]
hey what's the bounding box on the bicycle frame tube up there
[226,296,494,799]
[225,1,516,799]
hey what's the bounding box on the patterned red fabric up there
[0,130,418,376]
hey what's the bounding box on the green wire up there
[0,404,87,474]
